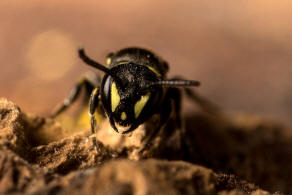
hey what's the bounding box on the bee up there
[52,47,201,151]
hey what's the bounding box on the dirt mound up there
[0,98,289,194]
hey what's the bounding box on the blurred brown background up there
[1,1,292,123]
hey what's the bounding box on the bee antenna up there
[79,48,126,89]
[78,48,111,74]
[149,79,200,87]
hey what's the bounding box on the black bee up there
[52,47,201,150]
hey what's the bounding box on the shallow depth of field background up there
[1,1,292,123]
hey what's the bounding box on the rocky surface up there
[0,98,291,194]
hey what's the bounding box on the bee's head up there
[100,63,163,133]
[79,48,200,134]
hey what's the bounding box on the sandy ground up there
[1,98,291,194]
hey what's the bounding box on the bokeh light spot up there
[25,30,77,81]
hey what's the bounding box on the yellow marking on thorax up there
[134,92,151,118]
[117,61,128,66]
[106,57,111,65]
[121,112,127,120]
[111,82,120,112]
[147,65,161,77]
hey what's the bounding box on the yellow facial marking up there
[111,82,120,112]
[121,112,127,120]
[147,66,161,77]
[134,92,151,118]
[106,57,111,65]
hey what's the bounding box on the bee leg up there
[89,87,101,153]
[139,87,182,154]
[51,72,100,117]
